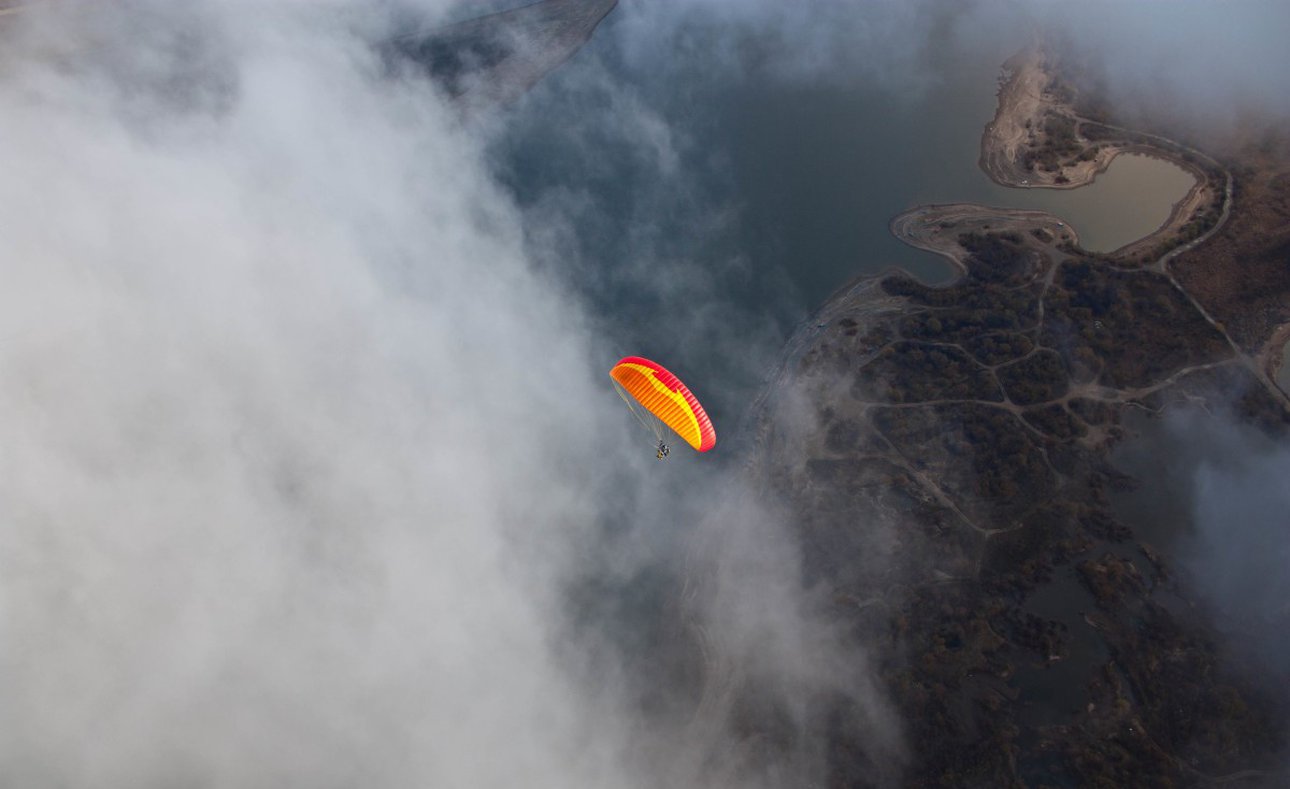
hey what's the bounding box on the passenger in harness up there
[656,440,670,460]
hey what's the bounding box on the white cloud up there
[0,2,638,785]
[0,2,902,786]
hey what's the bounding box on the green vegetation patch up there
[966,332,1035,366]
[1079,510,1132,542]
[1076,553,1145,609]
[1022,111,1083,172]
[1042,260,1228,389]
[997,349,1068,405]
[1062,712,1181,788]
[993,608,1070,662]
[884,587,1019,787]
[981,502,1090,595]
[892,280,1041,344]
[854,341,1004,404]
[875,403,1056,520]
[959,231,1037,286]
[1107,605,1283,774]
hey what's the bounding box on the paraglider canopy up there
[610,356,716,453]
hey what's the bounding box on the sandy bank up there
[978,47,1230,268]
[979,47,1141,191]
[889,203,1076,277]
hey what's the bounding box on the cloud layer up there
[6,0,1286,785]
[0,1,899,786]
[0,3,640,785]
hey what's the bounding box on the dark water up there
[1012,566,1107,725]
[488,8,1193,431]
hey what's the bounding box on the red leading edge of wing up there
[614,356,717,452]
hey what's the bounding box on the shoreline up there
[977,47,1123,191]
[977,46,1228,268]
[818,44,1285,420]
[746,39,1290,785]
[888,202,1077,278]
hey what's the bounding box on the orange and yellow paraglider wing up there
[610,356,716,452]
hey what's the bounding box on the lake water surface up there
[492,11,1197,423]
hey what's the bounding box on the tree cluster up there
[967,332,1035,366]
[1042,260,1228,388]
[998,349,1069,405]
[855,341,1003,403]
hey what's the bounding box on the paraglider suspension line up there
[613,380,666,445]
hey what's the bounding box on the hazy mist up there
[0,1,897,786]
[1115,407,1290,679]
[4,0,1289,786]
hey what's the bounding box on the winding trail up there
[965,48,1289,414]
[737,45,1288,784]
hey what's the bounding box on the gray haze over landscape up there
[491,0,1290,424]
[2,0,1289,785]
[1113,408,1290,680]
[0,1,896,785]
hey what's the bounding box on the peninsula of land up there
[741,45,1290,787]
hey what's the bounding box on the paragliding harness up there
[613,375,676,460]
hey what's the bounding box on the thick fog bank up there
[0,1,900,786]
